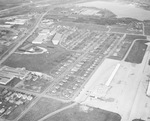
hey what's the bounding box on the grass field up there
[0,0,27,10]
[110,26,142,34]
[3,46,72,75]
[43,104,121,121]
[125,40,148,64]
[109,34,147,60]
[18,97,73,121]
[144,26,150,36]
[0,3,49,18]
[0,4,18,10]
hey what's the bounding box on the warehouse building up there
[52,33,62,45]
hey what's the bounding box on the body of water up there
[77,1,150,20]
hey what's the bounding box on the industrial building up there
[32,34,47,44]
[0,66,29,85]
[32,29,50,44]
[5,19,27,25]
[52,33,62,45]
[0,24,12,28]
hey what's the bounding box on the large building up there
[5,19,27,25]
[52,33,62,45]
[0,24,12,28]
[32,34,47,44]
[0,66,29,85]
[32,29,50,44]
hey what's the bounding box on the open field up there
[0,4,20,11]
[0,0,28,4]
[0,0,28,10]
[109,34,147,60]
[18,97,73,121]
[110,26,143,35]
[144,25,150,36]
[4,101,33,121]
[0,4,49,18]
[2,46,73,75]
[43,104,121,121]
[125,40,148,64]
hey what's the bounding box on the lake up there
[77,1,150,20]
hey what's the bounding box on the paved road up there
[38,103,77,121]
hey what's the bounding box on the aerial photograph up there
[0,0,150,121]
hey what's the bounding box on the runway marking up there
[105,63,120,86]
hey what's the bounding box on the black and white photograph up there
[0,0,149,121]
